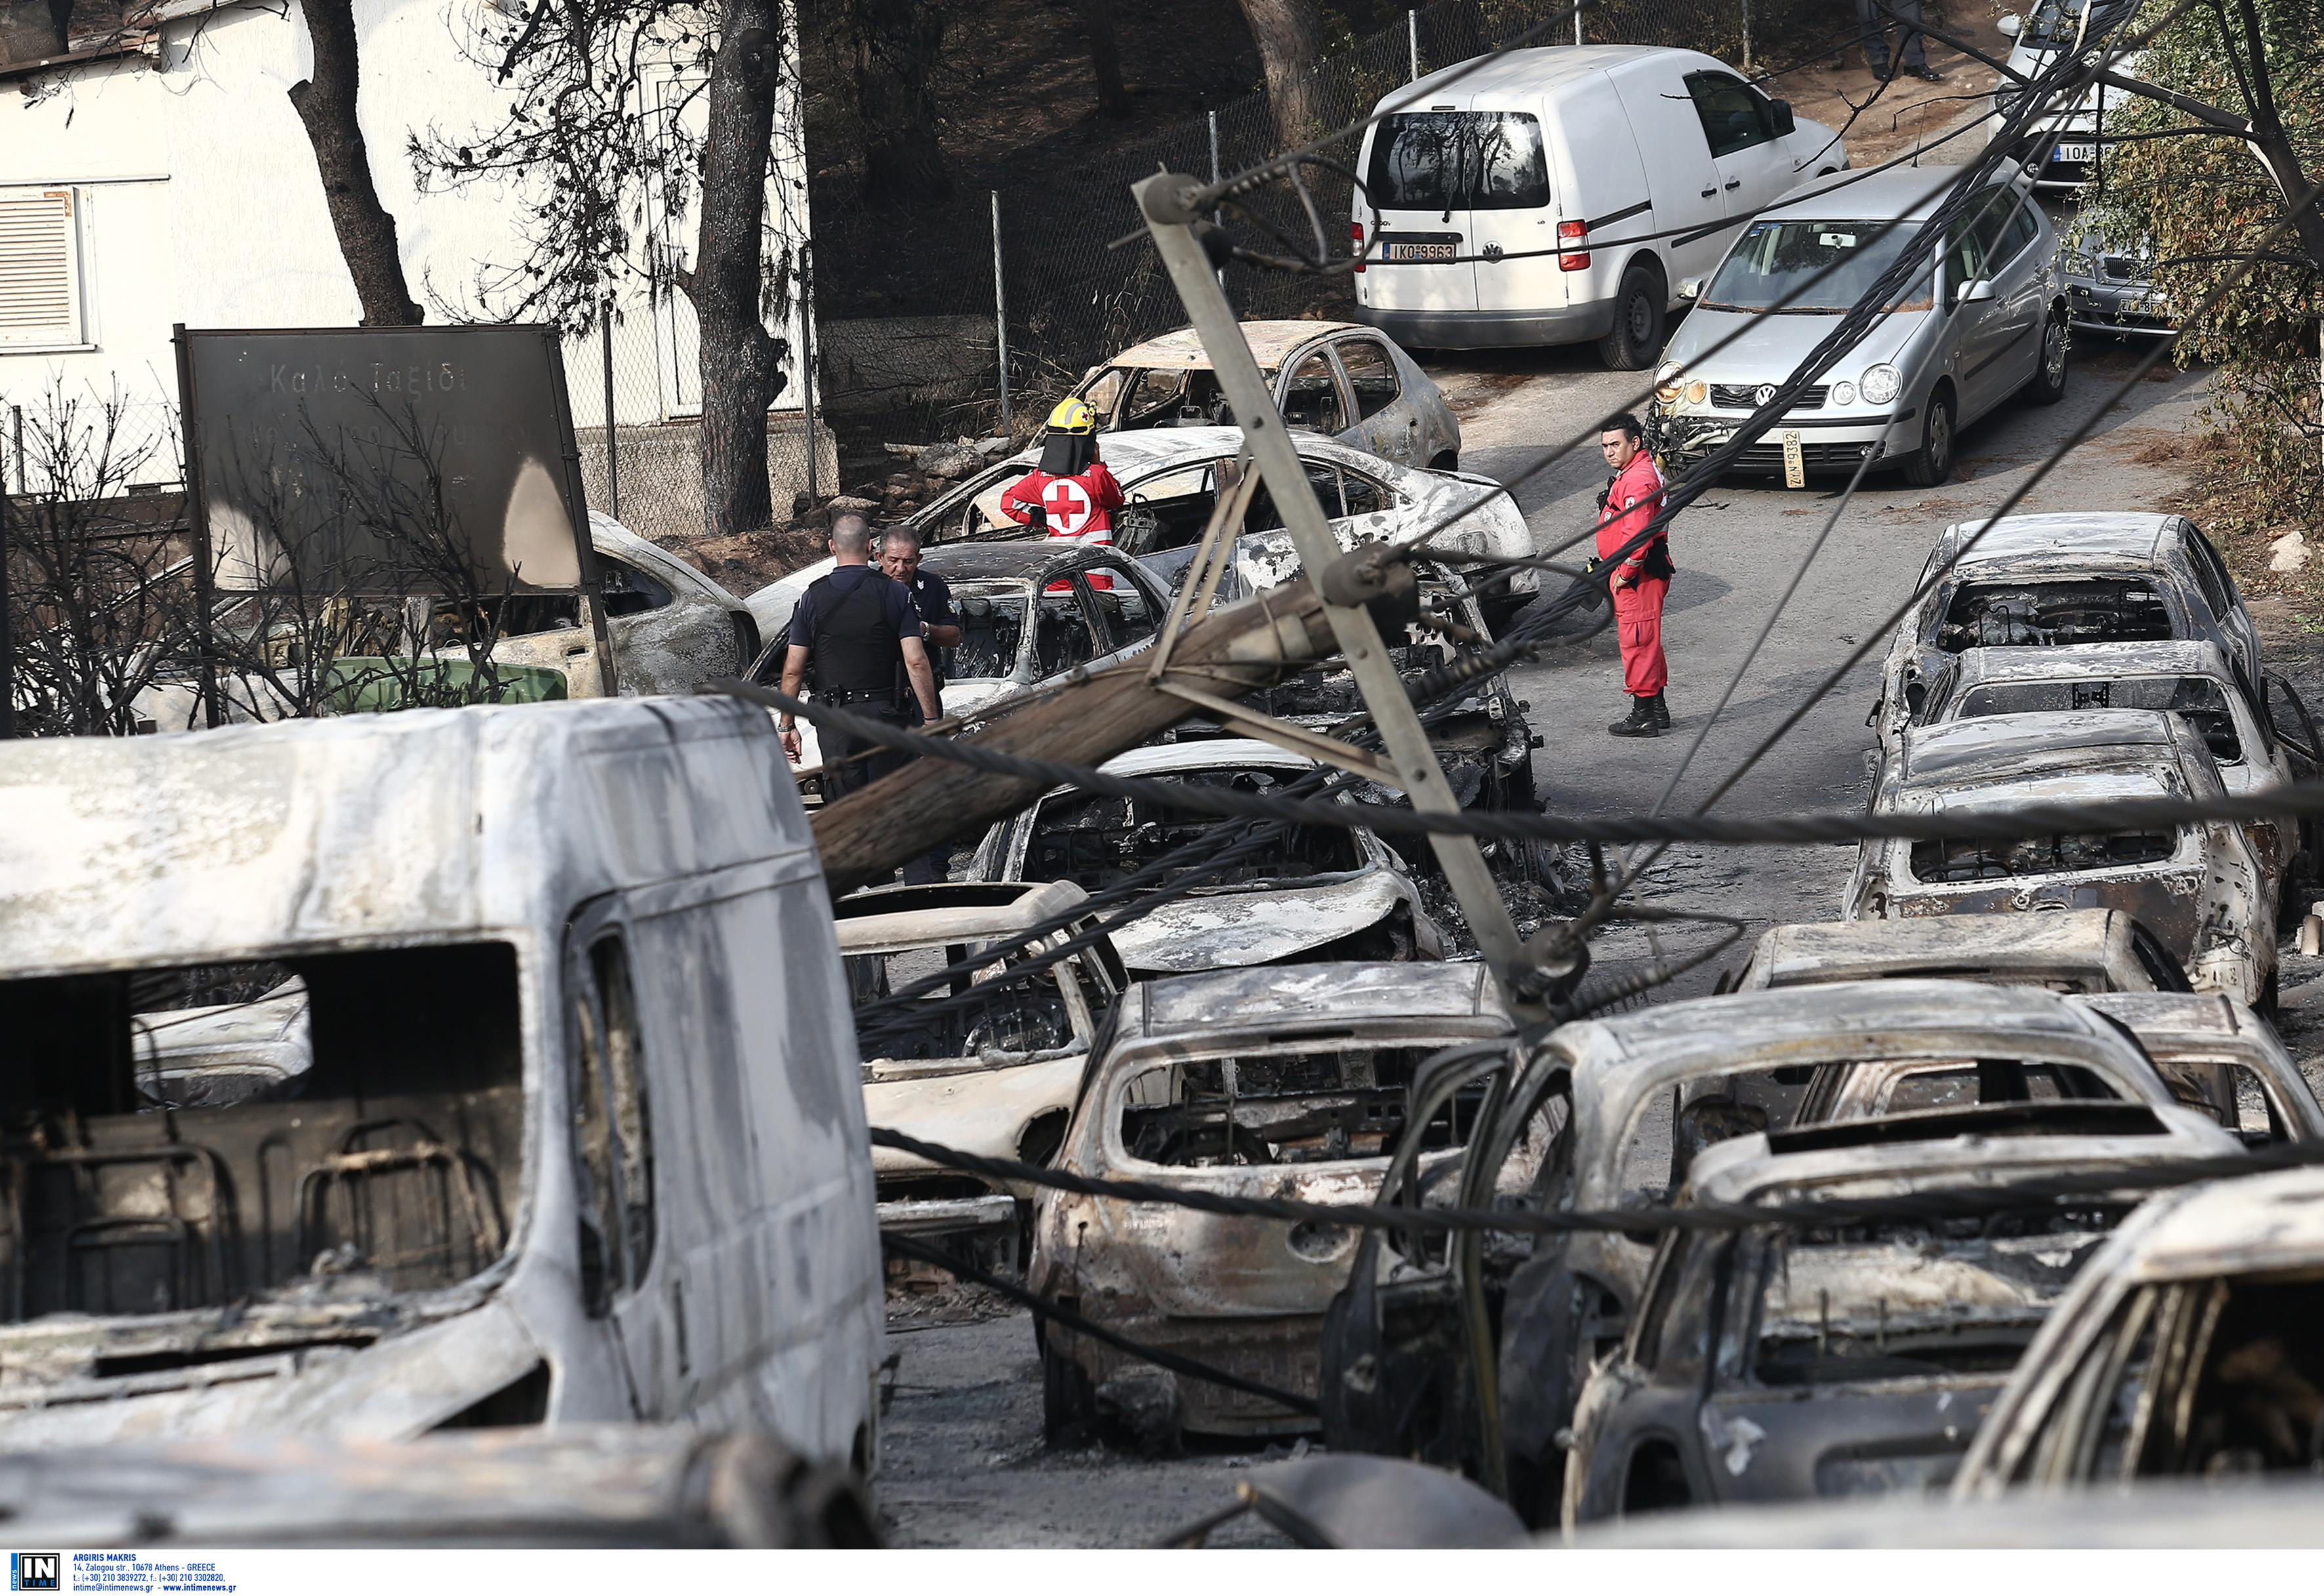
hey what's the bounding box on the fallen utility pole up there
[811,573,1353,897]
[1131,171,1543,1023]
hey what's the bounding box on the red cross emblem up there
[1041,478,1093,537]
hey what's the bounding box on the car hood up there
[1667,304,1923,388]
[1106,869,1415,973]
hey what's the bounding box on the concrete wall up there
[573,415,838,543]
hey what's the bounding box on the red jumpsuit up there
[1002,461,1126,588]
[1595,451,1669,697]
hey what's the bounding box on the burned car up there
[746,541,1173,797]
[1029,962,1512,1444]
[1871,512,2262,749]
[2080,991,2324,1147]
[1907,639,2317,888]
[1846,710,2277,1006]
[1482,979,2190,1523]
[1955,1162,2324,1494]
[1142,529,1541,814]
[0,699,882,1468]
[1560,1099,2244,1524]
[1070,321,1462,472]
[769,426,1536,629]
[969,739,1446,978]
[836,880,1127,1271]
[1728,909,2191,996]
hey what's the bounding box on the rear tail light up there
[1351,221,1365,273]
[1558,220,1589,272]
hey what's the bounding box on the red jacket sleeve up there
[1000,471,1047,524]
[1087,462,1126,514]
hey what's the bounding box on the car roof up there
[832,879,1091,954]
[1751,910,2127,985]
[1398,43,1717,101]
[2077,989,2249,1040]
[1946,640,2232,685]
[1897,708,2191,785]
[1766,164,1999,223]
[920,541,1115,581]
[1943,513,2175,567]
[2105,1164,2324,1282]
[1134,960,1505,1037]
[1558,977,2111,1069]
[1691,1101,2239,1202]
[985,425,1379,485]
[1094,737,1317,779]
[1107,321,1358,371]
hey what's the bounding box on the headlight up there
[1860,363,1902,404]
[1685,380,1707,405]
[1830,380,1858,406]
[1654,361,1684,403]
[2064,251,2095,277]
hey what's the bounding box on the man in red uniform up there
[1596,412,1674,738]
[1001,398,1124,589]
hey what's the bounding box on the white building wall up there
[0,0,819,518]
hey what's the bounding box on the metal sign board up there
[174,324,597,598]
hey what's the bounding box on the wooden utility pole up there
[799,576,1351,897]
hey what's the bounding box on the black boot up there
[1648,692,1670,730]
[1609,696,1659,738]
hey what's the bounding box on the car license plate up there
[1782,430,1806,489]
[1386,241,1458,262]
[2053,142,2097,163]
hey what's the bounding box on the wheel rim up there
[1929,405,1952,470]
[1627,290,1654,345]
[2043,319,2067,382]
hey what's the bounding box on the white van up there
[1350,46,1847,368]
[0,698,882,1479]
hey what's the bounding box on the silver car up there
[2060,228,2174,337]
[1071,321,1462,471]
[1652,167,2068,485]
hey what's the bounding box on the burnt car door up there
[2177,522,2263,691]
[1076,563,1162,657]
[1330,335,1421,466]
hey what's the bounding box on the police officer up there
[776,514,942,800]
[1597,413,1675,739]
[1002,398,1125,586]
[879,524,960,884]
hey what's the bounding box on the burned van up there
[0,700,880,1469]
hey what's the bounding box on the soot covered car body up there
[1846,710,2277,1006]
[1728,909,2191,996]
[834,881,1128,1270]
[1559,1101,2244,1526]
[968,739,1446,979]
[1871,512,2262,752]
[1027,963,1513,1443]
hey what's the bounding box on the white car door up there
[1610,63,1730,287]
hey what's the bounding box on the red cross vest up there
[1002,462,1126,552]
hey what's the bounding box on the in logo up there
[1754,384,1778,407]
[11,1555,59,1592]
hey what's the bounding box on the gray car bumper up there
[1351,300,1616,349]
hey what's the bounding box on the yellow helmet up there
[1046,396,1097,436]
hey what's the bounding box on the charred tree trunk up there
[681,1,791,539]
[288,0,421,326]
[1234,0,1324,150]
[850,0,951,206]
[1082,0,1130,119]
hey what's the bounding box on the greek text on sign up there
[1043,479,1095,537]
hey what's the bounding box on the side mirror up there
[1997,12,2022,34]
[1768,98,1796,136]
[1961,277,1997,303]
[1677,277,1702,301]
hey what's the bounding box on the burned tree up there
[411,0,802,538]
[846,0,952,205]
[1235,0,1325,149]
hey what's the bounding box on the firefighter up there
[1597,412,1675,739]
[1001,397,1125,588]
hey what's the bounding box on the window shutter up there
[0,188,84,348]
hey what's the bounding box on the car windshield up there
[1909,829,2184,882]
[947,591,1029,680]
[847,949,1083,1068]
[1365,112,1550,213]
[1956,676,2241,762]
[1700,218,1932,313]
[1021,770,1362,892]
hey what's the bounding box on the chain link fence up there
[813,0,1841,453]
